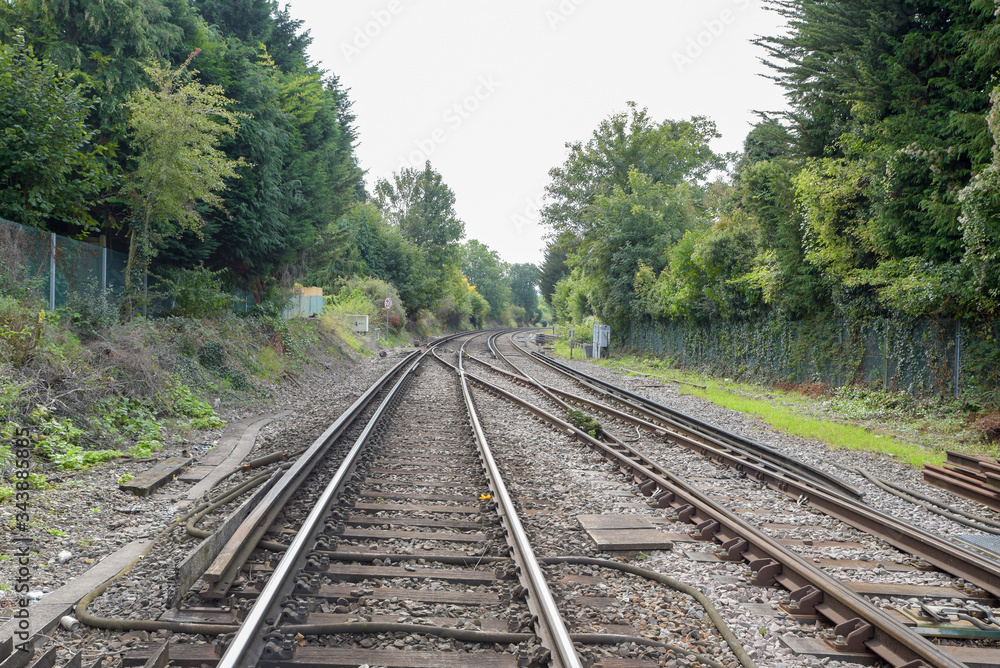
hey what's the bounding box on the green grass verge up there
[677,382,944,469]
[557,350,948,470]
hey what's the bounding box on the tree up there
[122,51,245,313]
[16,0,200,128]
[193,0,276,44]
[541,105,722,327]
[572,168,707,326]
[738,119,793,169]
[461,240,510,316]
[508,263,540,323]
[0,31,114,231]
[737,159,823,318]
[374,162,465,311]
[755,0,1000,317]
[959,86,1000,315]
[542,102,723,238]
[179,38,296,284]
[539,232,575,306]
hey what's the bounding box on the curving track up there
[102,332,748,668]
[457,329,1000,668]
[69,327,1000,668]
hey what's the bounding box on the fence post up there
[49,232,56,311]
[954,320,962,399]
[100,234,107,293]
[837,321,843,388]
[883,320,889,391]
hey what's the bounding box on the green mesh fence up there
[626,315,991,400]
[0,219,299,319]
[0,218,50,298]
[0,218,128,308]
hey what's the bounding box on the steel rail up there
[216,333,477,667]
[504,339,1000,601]
[200,350,421,598]
[455,335,584,668]
[485,330,577,415]
[508,335,859,500]
[467,346,861,512]
[452,360,967,668]
[215,348,425,668]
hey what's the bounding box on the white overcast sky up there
[285,0,790,266]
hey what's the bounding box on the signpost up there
[593,324,610,359]
[383,295,393,342]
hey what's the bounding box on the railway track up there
[99,334,750,668]
[168,338,579,667]
[47,328,1000,668]
[454,329,1000,668]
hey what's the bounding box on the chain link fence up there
[0,218,128,309]
[0,219,328,321]
[625,315,997,401]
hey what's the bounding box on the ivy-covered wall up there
[626,314,1000,404]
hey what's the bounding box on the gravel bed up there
[0,348,405,666]
[494,338,958,584]
[14,330,991,667]
[544,346,1000,544]
[478,336,960,667]
[468,369,745,667]
[274,355,541,661]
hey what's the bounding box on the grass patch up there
[679,382,943,468]
[563,352,949,469]
[255,345,285,380]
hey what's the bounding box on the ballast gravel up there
[549,350,1000,546]
[10,330,997,668]
[0,350,402,666]
[464,354,867,668]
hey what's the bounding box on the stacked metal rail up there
[924,451,1000,512]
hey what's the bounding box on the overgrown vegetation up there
[0,278,357,485]
[0,3,539,330]
[540,3,1000,407]
[567,409,604,439]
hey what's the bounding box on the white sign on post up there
[383,296,393,342]
[593,324,610,359]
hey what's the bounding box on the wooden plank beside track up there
[118,457,192,497]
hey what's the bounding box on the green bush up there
[162,266,232,318]
[198,340,227,370]
[30,406,120,470]
[66,281,118,339]
[567,409,604,438]
[168,385,225,429]
[92,396,164,453]
[325,277,406,335]
[0,296,43,367]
